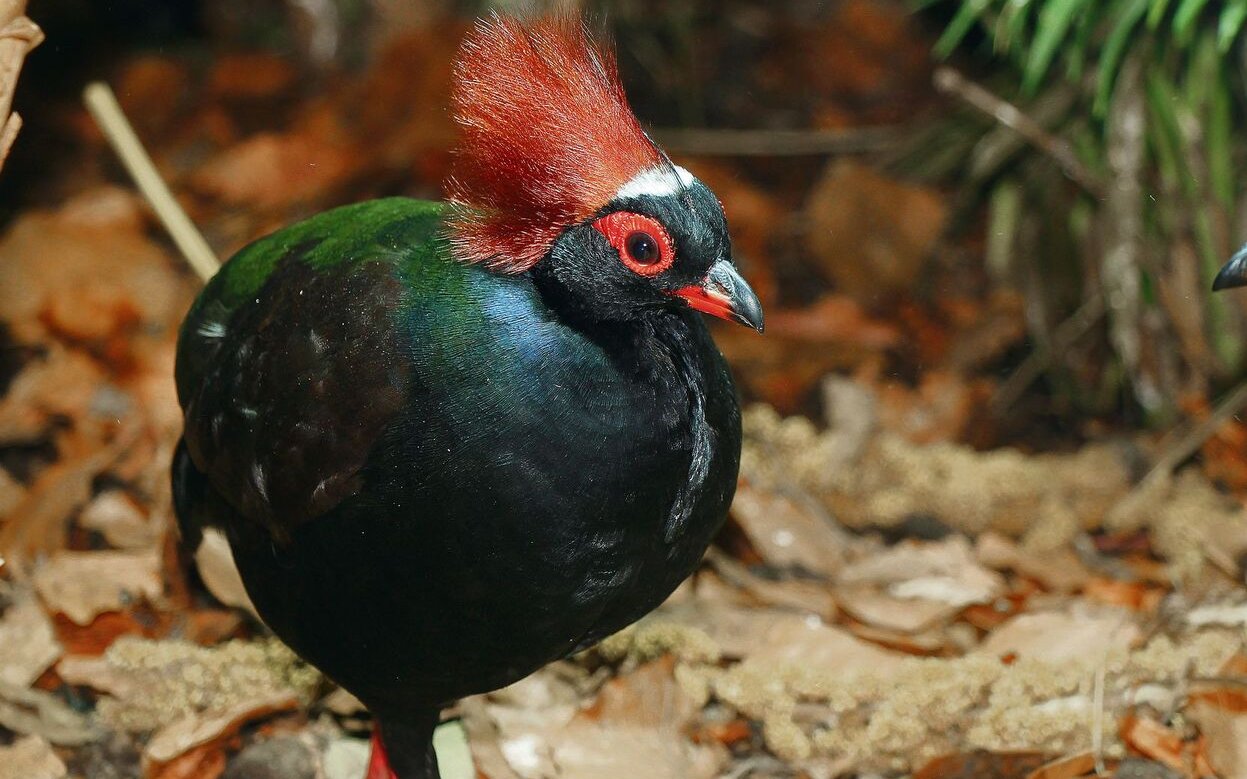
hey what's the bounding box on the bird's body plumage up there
[174,16,763,777]
[174,198,741,768]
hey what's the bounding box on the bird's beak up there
[1213,244,1247,291]
[671,260,764,332]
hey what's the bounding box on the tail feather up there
[171,437,208,552]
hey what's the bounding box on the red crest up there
[445,15,663,272]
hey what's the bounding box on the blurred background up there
[4,1,1247,778]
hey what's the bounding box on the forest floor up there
[2,3,1247,778]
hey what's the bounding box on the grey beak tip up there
[1214,245,1247,291]
[734,293,764,333]
[709,259,765,333]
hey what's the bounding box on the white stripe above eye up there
[614,164,696,200]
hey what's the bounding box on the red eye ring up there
[591,211,675,276]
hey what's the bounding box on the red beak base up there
[671,260,764,332]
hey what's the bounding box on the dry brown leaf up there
[0,586,62,687]
[1024,751,1097,779]
[486,657,719,779]
[833,536,1005,632]
[0,191,188,345]
[486,670,582,778]
[146,741,227,779]
[112,56,189,138]
[320,687,366,717]
[0,2,42,172]
[1188,702,1247,779]
[181,609,243,647]
[1082,577,1161,612]
[875,370,989,445]
[53,610,171,657]
[846,620,954,655]
[458,698,522,779]
[838,537,1004,604]
[32,549,163,626]
[78,490,160,549]
[321,736,372,779]
[743,576,837,618]
[581,657,697,730]
[688,718,752,748]
[0,423,140,569]
[913,751,1049,779]
[141,691,299,767]
[1185,602,1247,629]
[730,482,848,577]
[0,348,104,446]
[207,52,297,100]
[57,654,135,698]
[548,723,722,779]
[191,132,358,208]
[193,528,258,616]
[804,160,946,302]
[0,680,100,746]
[657,600,904,673]
[683,568,755,608]
[0,735,66,779]
[975,532,1092,593]
[977,606,1141,663]
[705,551,836,617]
[835,583,961,633]
[1119,715,1185,773]
[0,465,25,517]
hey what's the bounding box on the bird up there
[171,14,763,779]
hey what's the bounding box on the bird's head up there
[445,15,763,332]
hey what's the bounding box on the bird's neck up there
[533,287,714,541]
[529,271,693,380]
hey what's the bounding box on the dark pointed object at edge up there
[1213,243,1247,291]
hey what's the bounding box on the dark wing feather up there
[175,199,446,542]
[181,256,411,542]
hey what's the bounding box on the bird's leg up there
[366,728,397,779]
[366,711,441,779]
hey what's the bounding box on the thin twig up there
[653,126,899,156]
[1189,675,1247,690]
[82,82,220,282]
[1090,664,1107,776]
[1101,55,1147,403]
[934,67,1104,197]
[1139,381,1247,487]
[1105,379,1247,526]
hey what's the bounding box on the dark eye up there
[625,231,660,265]
[590,211,675,276]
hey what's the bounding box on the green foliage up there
[930,0,1247,111]
[918,0,1247,420]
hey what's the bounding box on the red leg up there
[366,727,398,779]
[365,712,441,778]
